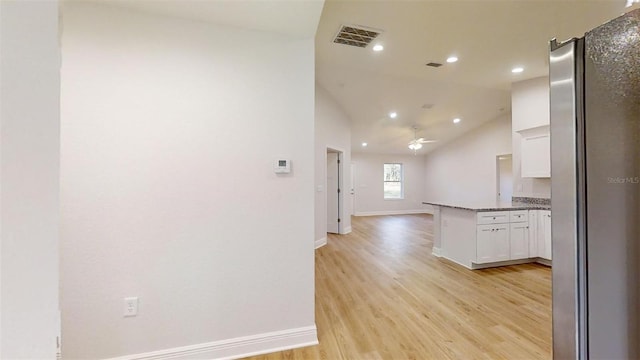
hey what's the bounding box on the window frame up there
[383,163,404,200]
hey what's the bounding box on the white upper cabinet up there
[512,77,551,179]
[512,77,550,131]
[518,125,550,178]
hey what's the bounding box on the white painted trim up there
[535,258,552,267]
[341,226,352,234]
[432,247,442,257]
[354,209,429,216]
[315,237,327,249]
[471,258,536,270]
[422,208,435,215]
[105,325,318,360]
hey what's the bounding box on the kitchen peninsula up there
[424,199,551,269]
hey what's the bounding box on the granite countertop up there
[422,199,551,212]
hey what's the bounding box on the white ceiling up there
[81,0,325,38]
[316,0,633,155]
[72,0,635,156]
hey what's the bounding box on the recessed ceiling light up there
[512,67,524,73]
[362,142,368,147]
[453,118,461,124]
[372,44,384,52]
[446,56,458,63]
[389,112,397,119]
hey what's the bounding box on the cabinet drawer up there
[510,210,528,223]
[477,211,510,224]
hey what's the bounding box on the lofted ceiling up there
[69,0,636,156]
[316,0,634,155]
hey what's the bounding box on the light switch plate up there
[124,297,138,317]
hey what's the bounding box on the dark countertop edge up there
[422,201,551,212]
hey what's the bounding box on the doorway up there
[350,162,355,216]
[496,154,513,202]
[327,148,343,234]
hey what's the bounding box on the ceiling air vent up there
[333,25,381,48]
[426,62,443,68]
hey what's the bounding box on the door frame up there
[326,147,345,235]
[496,154,513,202]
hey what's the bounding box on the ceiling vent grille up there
[426,62,443,68]
[333,25,381,48]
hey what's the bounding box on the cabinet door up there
[510,223,530,260]
[477,224,510,263]
[528,210,538,257]
[520,126,551,178]
[543,212,552,260]
[537,210,552,260]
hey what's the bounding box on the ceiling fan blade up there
[418,139,438,143]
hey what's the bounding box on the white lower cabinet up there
[476,224,510,263]
[476,210,529,264]
[475,209,551,266]
[509,222,530,260]
[539,210,552,260]
[528,210,538,257]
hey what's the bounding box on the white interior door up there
[327,152,339,234]
[497,155,513,202]
[350,162,355,216]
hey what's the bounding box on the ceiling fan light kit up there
[408,126,437,154]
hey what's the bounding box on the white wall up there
[60,3,316,358]
[352,153,426,215]
[315,85,352,241]
[0,1,60,357]
[511,76,551,198]
[423,115,512,203]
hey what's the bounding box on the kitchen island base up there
[425,201,551,270]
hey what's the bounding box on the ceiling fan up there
[408,126,437,152]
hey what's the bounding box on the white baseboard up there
[315,237,327,249]
[354,209,429,217]
[432,247,442,257]
[471,258,537,270]
[341,226,352,234]
[536,258,552,267]
[105,325,318,360]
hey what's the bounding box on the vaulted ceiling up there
[315,0,634,155]
[72,0,636,156]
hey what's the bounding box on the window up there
[383,163,403,199]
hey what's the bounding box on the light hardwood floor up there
[243,214,552,360]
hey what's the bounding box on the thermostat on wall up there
[274,159,291,174]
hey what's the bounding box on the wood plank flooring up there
[243,214,552,360]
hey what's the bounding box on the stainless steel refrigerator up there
[550,8,640,360]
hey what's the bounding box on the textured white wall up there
[351,153,426,215]
[423,116,512,203]
[315,85,352,239]
[0,0,60,357]
[60,3,315,358]
[511,76,551,198]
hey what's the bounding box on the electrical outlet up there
[124,297,138,317]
